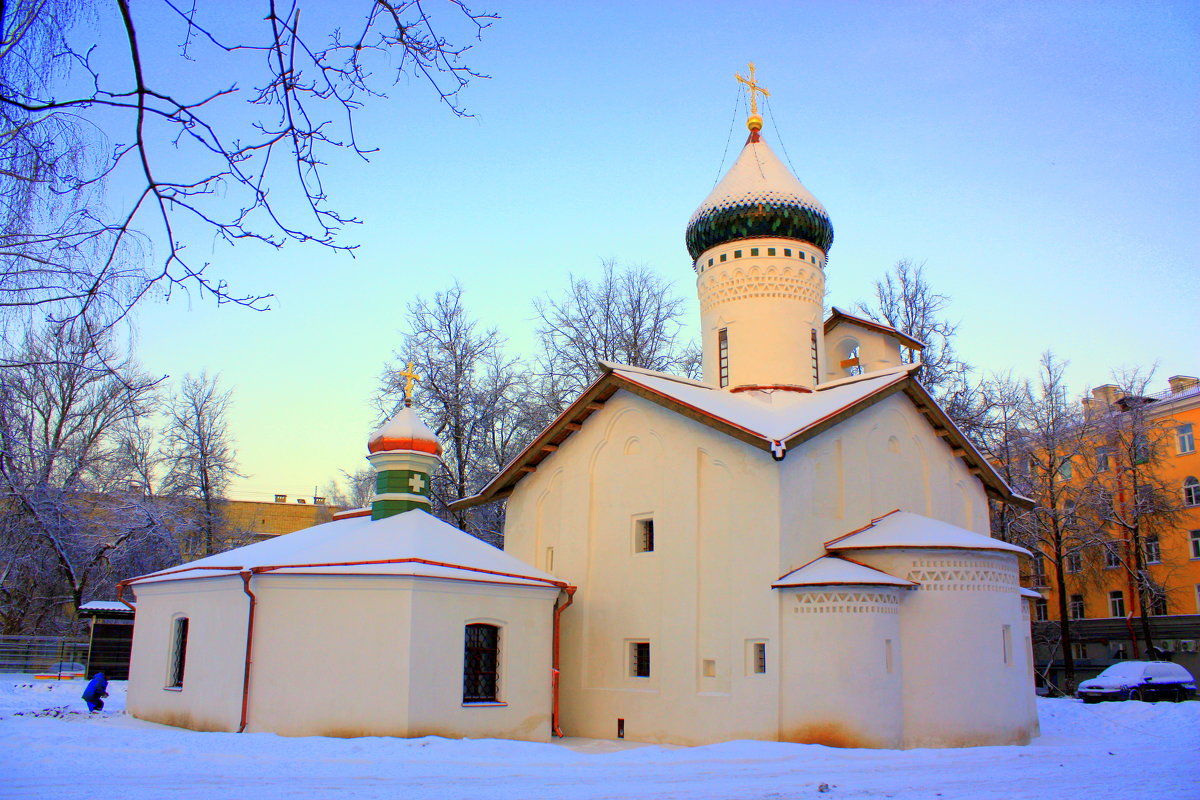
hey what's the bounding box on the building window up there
[1104,545,1121,569]
[733,250,742,258]
[708,258,713,267]
[168,616,189,689]
[1034,598,1048,621]
[1133,433,1150,464]
[1145,533,1161,564]
[634,518,654,553]
[798,251,806,260]
[1109,590,1126,618]
[1184,477,1200,507]
[720,253,727,262]
[810,329,820,385]
[1179,424,1195,454]
[463,623,500,702]
[767,247,776,256]
[1031,556,1047,587]
[1191,530,1200,560]
[1059,458,1073,480]
[1195,584,1200,614]
[750,248,759,256]
[1069,594,1085,619]
[630,641,650,678]
[1065,549,1082,573]
[1096,447,1111,472]
[1071,642,1087,660]
[1150,593,1168,616]
[783,248,792,257]
[718,328,729,388]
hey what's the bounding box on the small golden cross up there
[398,361,421,406]
[735,62,770,115]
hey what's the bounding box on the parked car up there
[1076,661,1196,703]
[34,661,87,680]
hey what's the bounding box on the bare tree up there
[0,1,496,340]
[532,260,698,411]
[1081,368,1185,656]
[323,467,375,510]
[1008,352,1096,694]
[0,322,173,632]
[855,259,981,437]
[161,371,242,558]
[380,283,539,544]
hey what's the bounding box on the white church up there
[123,77,1040,749]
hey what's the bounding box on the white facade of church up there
[123,99,1039,749]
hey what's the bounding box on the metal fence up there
[0,635,89,675]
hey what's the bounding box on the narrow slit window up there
[630,642,650,678]
[634,519,654,553]
[754,642,767,674]
[1002,625,1012,665]
[885,639,894,674]
[718,328,729,388]
[810,329,820,384]
[168,617,189,688]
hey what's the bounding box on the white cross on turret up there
[408,473,426,493]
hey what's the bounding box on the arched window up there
[463,624,500,702]
[1183,476,1200,507]
[168,616,189,688]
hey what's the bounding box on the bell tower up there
[685,65,834,391]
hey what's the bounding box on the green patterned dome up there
[686,136,833,260]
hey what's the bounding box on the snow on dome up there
[825,510,1031,556]
[367,405,442,456]
[685,136,833,260]
[772,556,916,589]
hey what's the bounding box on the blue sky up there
[118,1,1199,502]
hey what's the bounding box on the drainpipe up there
[1124,612,1140,660]
[115,581,136,612]
[551,586,577,738]
[238,570,258,733]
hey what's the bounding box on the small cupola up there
[366,405,441,520]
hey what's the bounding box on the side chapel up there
[123,69,1040,749]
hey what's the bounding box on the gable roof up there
[122,509,565,590]
[772,555,917,589]
[824,510,1031,556]
[824,307,926,351]
[452,363,1030,510]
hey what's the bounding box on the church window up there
[718,329,729,388]
[463,624,500,702]
[767,247,776,256]
[783,248,792,257]
[798,251,806,260]
[634,518,655,553]
[1002,625,1013,665]
[702,659,716,677]
[1179,424,1195,454]
[629,642,651,678]
[1065,549,1081,574]
[884,639,894,674]
[1183,476,1200,507]
[810,330,820,384]
[750,248,759,256]
[1145,533,1161,564]
[1034,598,1048,621]
[746,640,768,675]
[545,546,555,572]
[1109,590,1126,618]
[1069,595,1085,619]
[168,616,189,689]
[720,253,727,262]
[708,258,713,267]
[733,250,742,258]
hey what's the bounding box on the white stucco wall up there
[128,573,558,741]
[126,576,250,732]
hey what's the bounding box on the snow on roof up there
[688,138,828,225]
[608,363,914,444]
[824,307,926,351]
[1018,587,1043,599]
[824,510,1031,556]
[78,601,133,613]
[772,556,916,589]
[127,509,563,590]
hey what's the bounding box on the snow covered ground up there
[1,677,1196,799]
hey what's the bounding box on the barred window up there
[629,641,650,678]
[718,329,729,388]
[463,624,500,702]
[168,617,189,688]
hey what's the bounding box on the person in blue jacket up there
[82,672,108,713]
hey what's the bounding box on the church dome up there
[685,134,833,260]
[367,406,442,456]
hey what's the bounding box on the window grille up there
[630,642,650,678]
[634,519,654,553]
[463,624,500,702]
[754,642,767,674]
[718,329,729,388]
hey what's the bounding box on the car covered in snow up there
[34,661,86,680]
[1076,661,1196,703]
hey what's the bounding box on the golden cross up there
[398,361,421,406]
[735,62,770,115]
